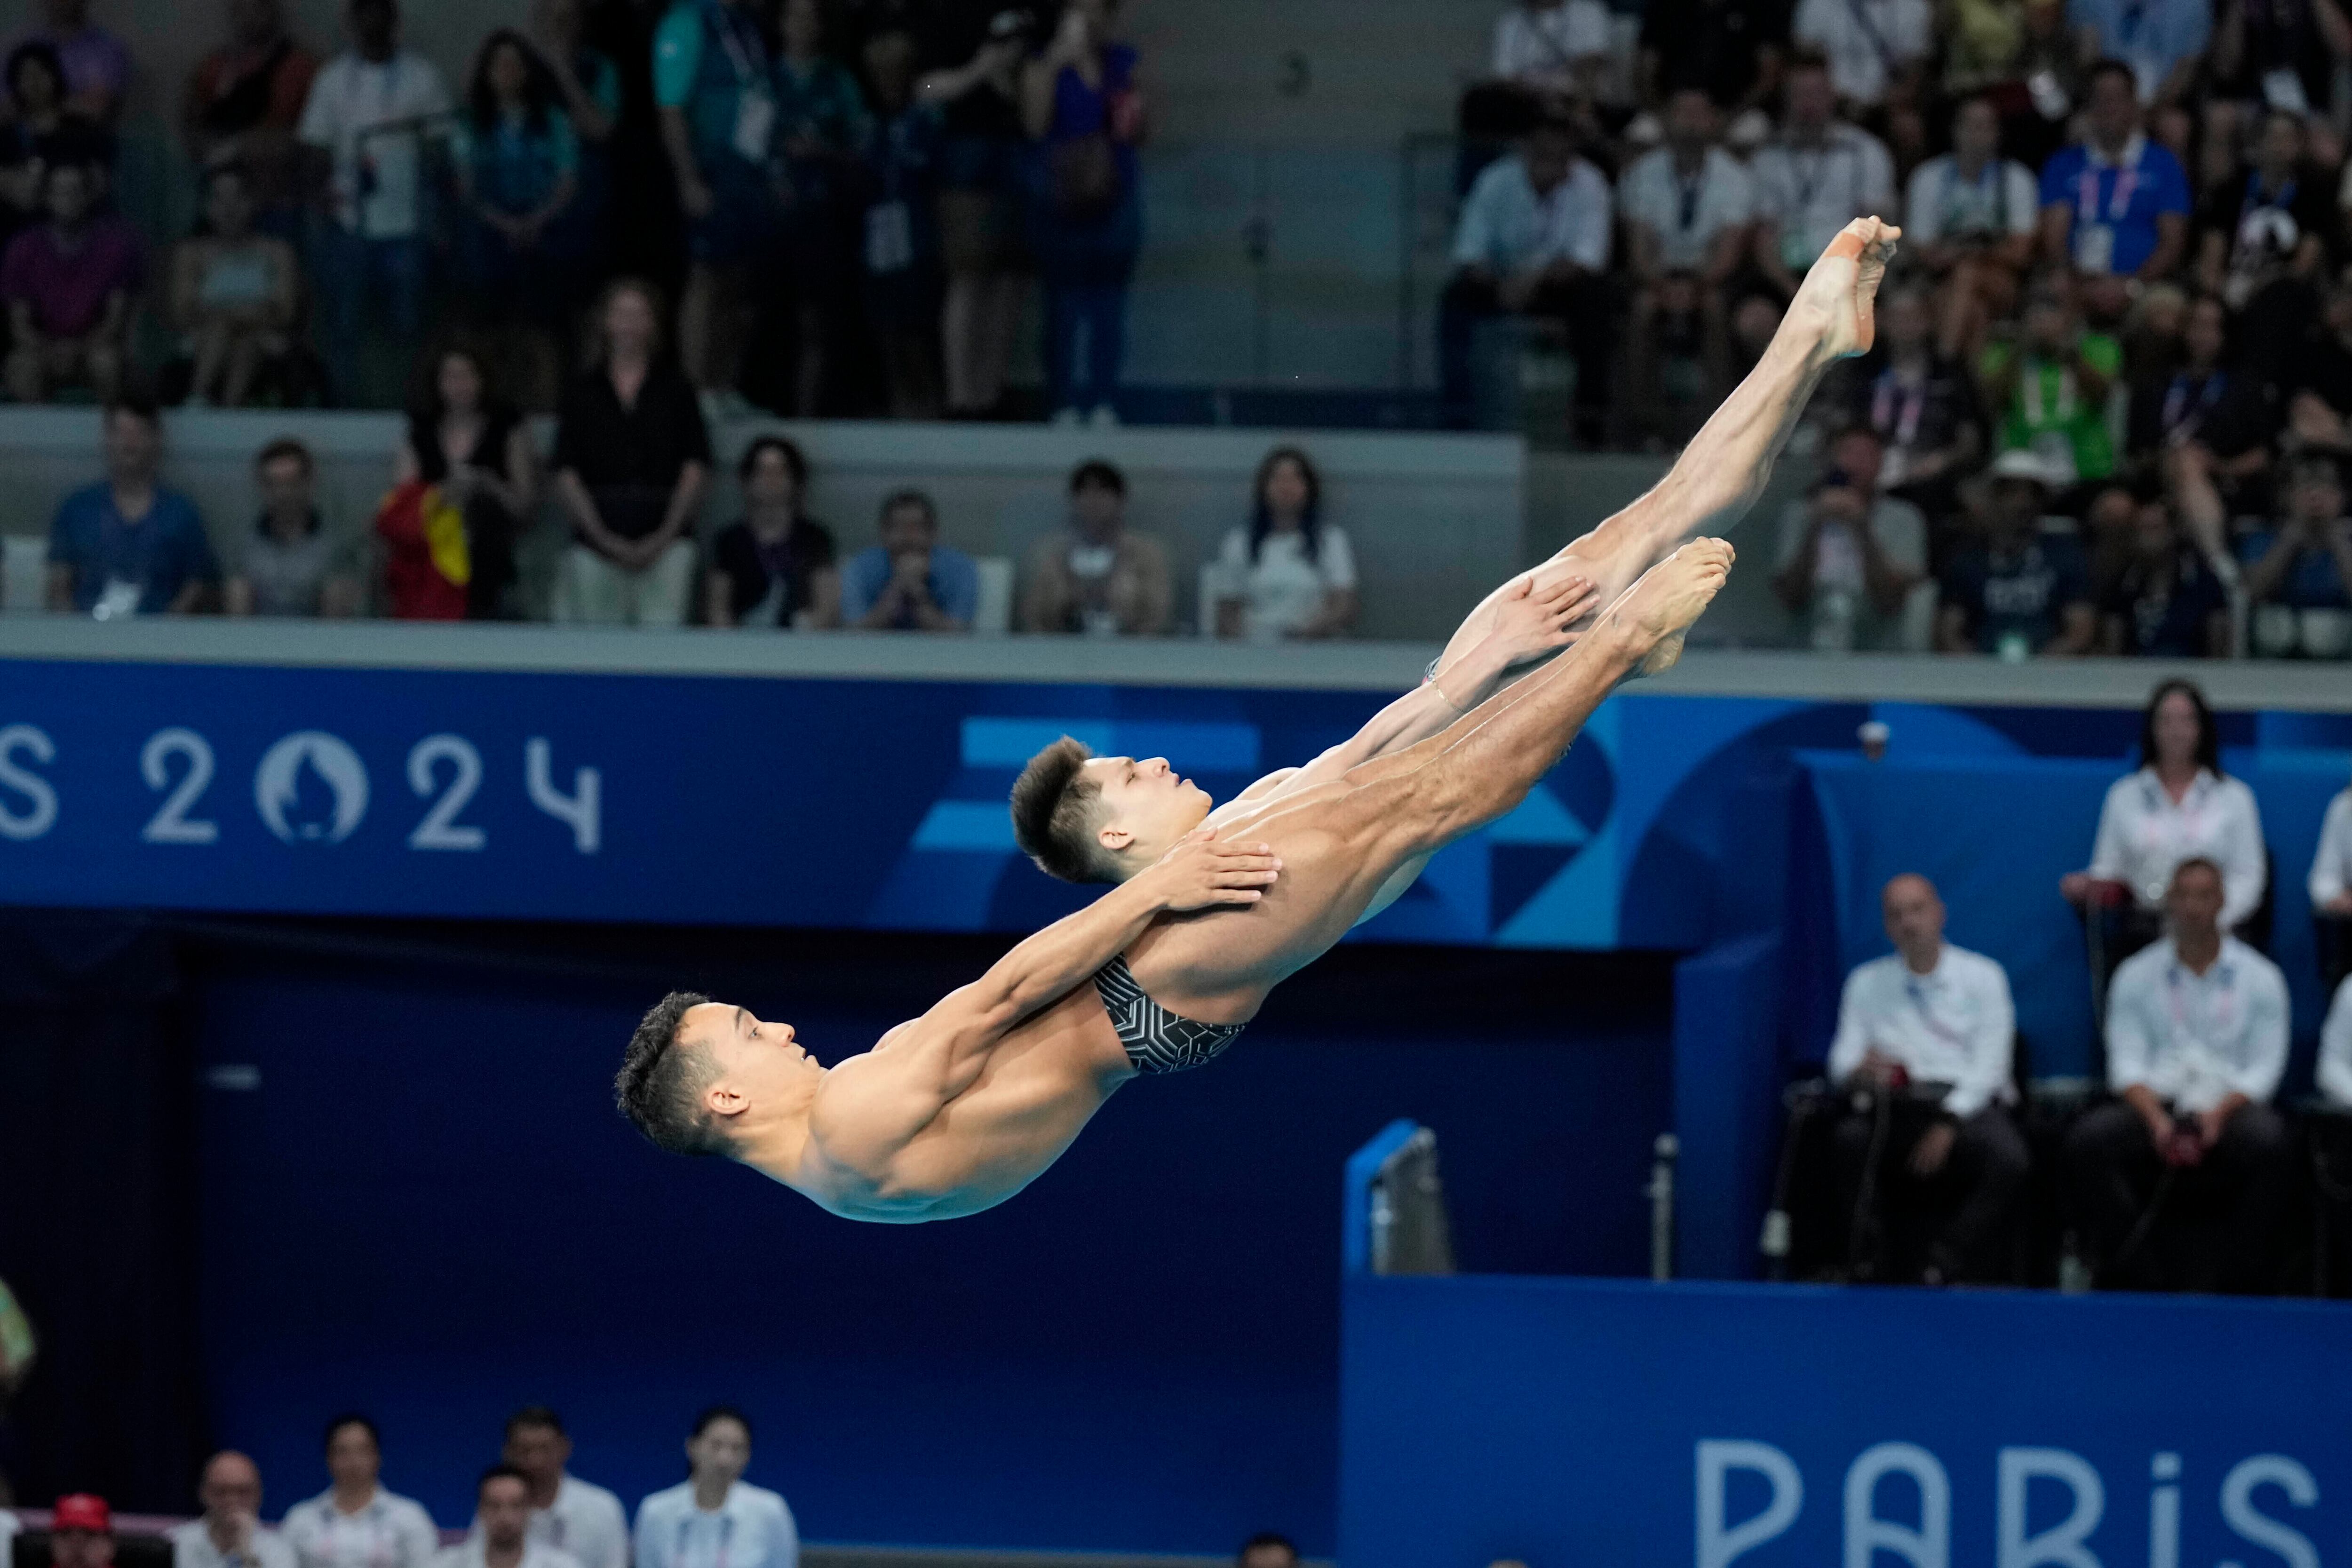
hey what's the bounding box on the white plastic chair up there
[972,556,1014,636]
[1,535,46,613]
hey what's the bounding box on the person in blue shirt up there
[841,488,977,631]
[45,396,219,616]
[858,25,944,417]
[1935,449,2096,656]
[453,30,582,402]
[2036,59,2190,282]
[2238,455,2352,656]
[2100,495,2230,657]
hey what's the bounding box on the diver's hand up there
[1146,826,1282,912]
[1490,572,1597,665]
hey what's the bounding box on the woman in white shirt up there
[2312,772,2352,917]
[2061,680,2268,940]
[633,1407,797,1568]
[1211,447,1358,643]
[282,1416,441,1568]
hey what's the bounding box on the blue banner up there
[1341,1273,2352,1567]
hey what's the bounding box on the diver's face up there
[683,1003,820,1113]
[1082,755,1212,863]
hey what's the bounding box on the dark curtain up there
[0,911,205,1509]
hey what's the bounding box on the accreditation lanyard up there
[1903,972,1972,1053]
[2018,357,2078,428]
[676,1510,735,1568]
[2161,371,2225,435]
[1872,368,1929,447]
[2137,772,2216,863]
[2163,959,2243,1075]
[1942,158,2006,235]
[326,1500,396,1568]
[2075,139,2143,227]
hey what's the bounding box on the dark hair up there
[2086,57,2136,96]
[503,1405,565,1441]
[1248,446,1322,566]
[5,39,63,103]
[1785,45,1832,77]
[1009,737,1112,883]
[739,435,808,488]
[255,436,314,475]
[410,338,503,427]
[477,1465,530,1496]
[878,488,936,528]
[2137,678,2223,778]
[614,992,734,1158]
[690,1404,753,1441]
[322,1414,381,1453]
[469,29,558,136]
[1237,1534,1299,1565]
[2171,854,2225,891]
[105,392,163,433]
[1068,458,1126,497]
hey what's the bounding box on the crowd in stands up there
[1807,678,2352,1292]
[0,0,1149,422]
[1456,0,2352,658]
[0,1410,1313,1568]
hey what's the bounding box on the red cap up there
[52,1495,111,1534]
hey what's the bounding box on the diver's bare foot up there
[1792,216,1901,360]
[1612,539,1733,669]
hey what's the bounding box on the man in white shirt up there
[2064,857,2293,1292]
[498,1409,629,1568]
[172,1453,299,1568]
[1440,107,1616,443]
[438,1471,583,1568]
[1824,874,2026,1282]
[1750,51,1895,303]
[295,0,449,399]
[1791,0,1929,111]
[2311,776,2352,917]
[1772,425,1929,650]
[1620,88,1753,436]
[2317,971,2352,1106]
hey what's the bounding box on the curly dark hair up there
[1009,736,1114,883]
[614,991,733,1157]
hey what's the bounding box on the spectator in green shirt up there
[1978,271,2121,486]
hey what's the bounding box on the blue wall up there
[186,925,1671,1554]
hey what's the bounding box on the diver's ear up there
[705,1082,751,1120]
[1097,822,1135,852]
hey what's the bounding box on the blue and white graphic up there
[253,731,371,844]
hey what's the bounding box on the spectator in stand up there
[1020,0,1146,427]
[2124,295,2273,470]
[439,1470,581,1568]
[1489,0,1612,100]
[452,29,582,408]
[2196,108,2336,376]
[1212,446,1358,641]
[1978,270,2120,485]
[654,0,776,402]
[2064,858,2292,1293]
[2315,770,2352,915]
[1637,0,1789,128]
[767,0,870,417]
[1,159,134,403]
[297,0,453,405]
[2320,967,2352,1103]
[7,0,126,123]
[396,341,536,620]
[183,0,320,226]
[1019,457,1170,635]
[1845,284,1985,523]
[2209,0,2350,132]
[1748,52,1895,307]
[917,5,1026,420]
[45,398,218,618]
[2038,60,2191,285]
[1620,88,1754,435]
[524,0,619,267]
[1826,874,2025,1284]
[0,40,113,244]
[1906,95,2038,361]
[2099,496,2231,654]
[172,1452,299,1568]
[553,279,712,625]
[1936,448,2097,654]
[50,1496,115,1568]
[1235,1536,1298,1568]
[858,25,944,419]
[841,489,975,631]
[170,162,302,408]
[2236,454,2352,657]
[2062,679,2266,941]
[703,435,838,629]
[632,1407,797,1568]
[2288,266,2352,445]
[497,1408,628,1568]
[1440,106,1614,444]
[283,1417,441,1568]
[225,437,359,617]
[2069,0,2209,106]
[1772,425,1928,651]
[1791,0,1928,141]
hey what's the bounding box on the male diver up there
[616,218,1900,1222]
